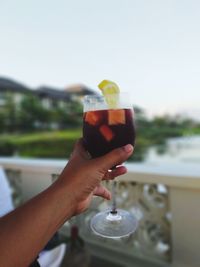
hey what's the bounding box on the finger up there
[95,144,133,172]
[93,185,111,200]
[103,165,127,180]
[71,138,91,159]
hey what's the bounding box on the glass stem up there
[111,180,117,214]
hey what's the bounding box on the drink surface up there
[83,108,135,158]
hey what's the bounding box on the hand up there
[58,139,133,215]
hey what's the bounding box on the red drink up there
[83,92,138,239]
[83,108,135,158]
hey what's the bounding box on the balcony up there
[0,157,200,267]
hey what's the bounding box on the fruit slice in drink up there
[108,109,125,125]
[85,111,102,126]
[98,80,120,109]
[99,125,115,142]
[83,108,135,158]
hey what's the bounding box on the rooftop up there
[64,84,97,96]
[0,76,97,100]
[35,86,71,101]
[0,77,30,93]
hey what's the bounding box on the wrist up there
[51,178,77,221]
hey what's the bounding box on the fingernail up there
[123,144,133,153]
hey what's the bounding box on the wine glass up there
[82,93,138,238]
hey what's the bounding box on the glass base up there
[90,209,138,239]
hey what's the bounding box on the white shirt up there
[0,166,14,216]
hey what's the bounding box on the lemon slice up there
[98,80,120,94]
[98,80,120,108]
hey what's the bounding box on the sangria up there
[82,93,138,238]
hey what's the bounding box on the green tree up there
[4,93,18,132]
[53,100,83,129]
[18,95,50,132]
[0,111,6,133]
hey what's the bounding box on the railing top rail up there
[0,157,200,189]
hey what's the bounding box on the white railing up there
[0,157,200,267]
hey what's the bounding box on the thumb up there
[95,144,133,172]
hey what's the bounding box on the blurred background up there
[0,1,200,267]
[0,0,200,162]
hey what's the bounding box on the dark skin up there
[0,140,133,267]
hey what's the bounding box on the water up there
[146,135,200,163]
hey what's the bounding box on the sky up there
[0,0,200,119]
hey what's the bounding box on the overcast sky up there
[0,0,200,119]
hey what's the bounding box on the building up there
[64,84,97,101]
[0,77,30,107]
[0,77,97,110]
[35,86,71,109]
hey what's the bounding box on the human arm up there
[0,140,133,267]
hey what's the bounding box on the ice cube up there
[85,111,102,126]
[108,109,125,125]
[100,125,115,142]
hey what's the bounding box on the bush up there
[17,138,76,158]
[0,129,150,162]
[0,130,82,158]
[0,140,16,156]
